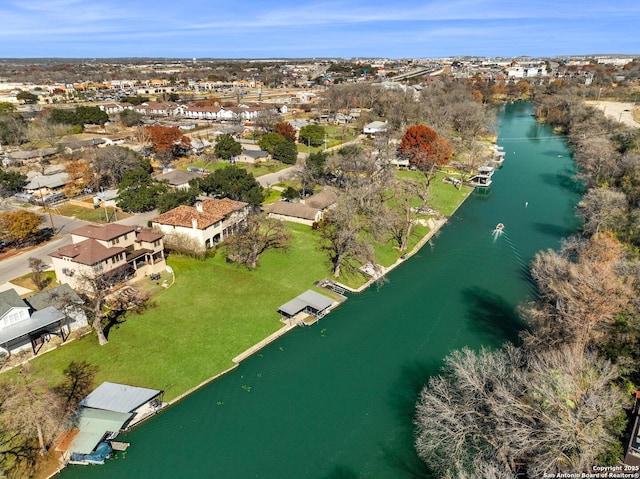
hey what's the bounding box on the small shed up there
[278,290,334,319]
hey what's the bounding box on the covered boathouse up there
[278,290,335,323]
[64,382,164,465]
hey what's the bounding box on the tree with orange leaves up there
[526,231,634,354]
[145,125,191,159]
[274,122,297,142]
[398,125,452,183]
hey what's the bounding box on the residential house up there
[8,147,58,164]
[151,198,249,252]
[101,134,131,146]
[26,283,88,332]
[301,187,338,210]
[363,120,388,136]
[50,224,165,291]
[265,201,322,226]
[266,187,337,226]
[237,148,269,164]
[190,138,212,153]
[153,169,201,190]
[0,288,72,356]
[23,172,71,198]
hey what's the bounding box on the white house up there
[150,198,249,252]
[0,287,81,357]
[363,120,388,135]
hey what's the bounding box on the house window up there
[123,234,128,240]
[112,237,120,245]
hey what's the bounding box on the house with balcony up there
[50,224,165,291]
[150,198,249,252]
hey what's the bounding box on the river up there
[59,102,582,479]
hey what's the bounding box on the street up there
[0,209,159,289]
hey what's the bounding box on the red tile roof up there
[151,198,248,230]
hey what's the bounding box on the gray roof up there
[241,149,269,159]
[80,382,162,413]
[363,120,388,131]
[278,290,334,317]
[154,169,200,186]
[68,408,132,455]
[24,172,70,190]
[0,306,66,346]
[303,188,338,210]
[8,148,58,160]
[266,201,320,221]
[0,289,28,317]
[26,284,83,311]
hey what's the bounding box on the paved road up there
[256,166,296,187]
[0,208,159,288]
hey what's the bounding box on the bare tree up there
[91,145,146,189]
[75,270,139,345]
[415,346,627,478]
[222,212,290,269]
[577,187,628,236]
[574,137,620,188]
[383,179,429,251]
[0,365,64,455]
[27,257,49,291]
[254,110,282,132]
[524,232,635,353]
[25,121,69,149]
[318,196,376,278]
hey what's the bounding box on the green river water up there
[60,102,582,479]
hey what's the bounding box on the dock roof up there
[68,408,132,455]
[80,381,163,414]
[278,290,334,318]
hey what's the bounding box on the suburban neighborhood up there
[0,52,640,478]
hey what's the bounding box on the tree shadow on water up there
[380,360,443,479]
[320,465,360,479]
[531,221,575,240]
[462,286,528,346]
[539,171,584,195]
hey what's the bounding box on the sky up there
[0,0,639,59]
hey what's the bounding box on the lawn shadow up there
[462,286,528,346]
[103,310,128,339]
[382,360,442,479]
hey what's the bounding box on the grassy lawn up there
[263,188,284,204]
[15,169,471,402]
[190,160,290,178]
[430,171,474,216]
[10,271,57,294]
[396,169,472,216]
[24,223,335,401]
[54,203,131,223]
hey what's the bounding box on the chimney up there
[195,202,203,213]
[192,218,198,229]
